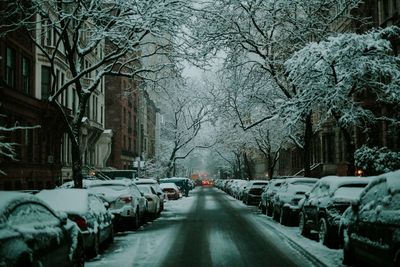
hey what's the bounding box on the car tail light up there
[118,195,133,203]
[72,216,88,230]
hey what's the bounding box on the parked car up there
[242,180,269,205]
[86,179,147,230]
[37,189,114,258]
[230,179,248,199]
[341,170,400,267]
[135,178,166,211]
[298,176,371,248]
[160,182,181,200]
[271,177,318,225]
[160,177,191,197]
[137,184,162,219]
[260,179,285,216]
[0,191,85,267]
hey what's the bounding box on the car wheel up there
[261,205,266,215]
[106,226,114,244]
[16,252,33,267]
[319,218,332,247]
[133,208,140,230]
[342,229,355,266]
[89,233,100,258]
[279,207,288,225]
[272,206,279,221]
[299,212,310,237]
[72,237,85,267]
[267,203,273,216]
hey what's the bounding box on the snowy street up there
[87,186,343,267]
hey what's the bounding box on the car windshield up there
[334,186,366,200]
[89,184,127,191]
[138,185,151,194]
[292,181,316,186]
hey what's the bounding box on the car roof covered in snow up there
[37,189,89,215]
[0,191,51,215]
[86,179,133,187]
[283,177,319,184]
[160,182,179,189]
[134,178,158,184]
[360,170,400,198]
[317,176,372,193]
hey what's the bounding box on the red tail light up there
[119,195,132,203]
[73,216,88,230]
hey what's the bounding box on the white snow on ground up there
[86,196,196,267]
[87,187,345,267]
[224,194,345,267]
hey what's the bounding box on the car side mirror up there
[103,202,110,209]
[141,192,144,197]
[305,192,310,199]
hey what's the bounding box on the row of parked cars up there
[0,176,194,267]
[215,170,400,267]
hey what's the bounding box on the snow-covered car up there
[160,182,181,200]
[242,180,269,205]
[260,179,285,216]
[342,170,400,267]
[230,179,248,199]
[86,179,147,230]
[160,177,191,197]
[135,178,166,211]
[137,184,162,219]
[0,191,85,267]
[271,177,318,225]
[298,176,371,248]
[37,189,114,258]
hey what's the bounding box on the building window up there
[41,66,51,100]
[22,57,30,94]
[5,47,16,88]
[100,106,103,124]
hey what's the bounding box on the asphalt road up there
[159,187,308,267]
[88,186,320,267]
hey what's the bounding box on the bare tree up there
[0,0,192,187]
[192,0,363,176]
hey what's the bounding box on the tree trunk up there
[72,140,83,188]
[243,152,254,180]
[340,127,356,176]
[303,113,312,177]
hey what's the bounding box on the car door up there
[303,183,322,229]
[131,184,147,214]
[354,180,392,265]
[7,202,70,266]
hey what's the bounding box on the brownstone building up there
[0,29,64,190]
[105,76,139,169]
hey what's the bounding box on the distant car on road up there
[0,191,85,267]
[160,182,181,200]
[160,177,191,197]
